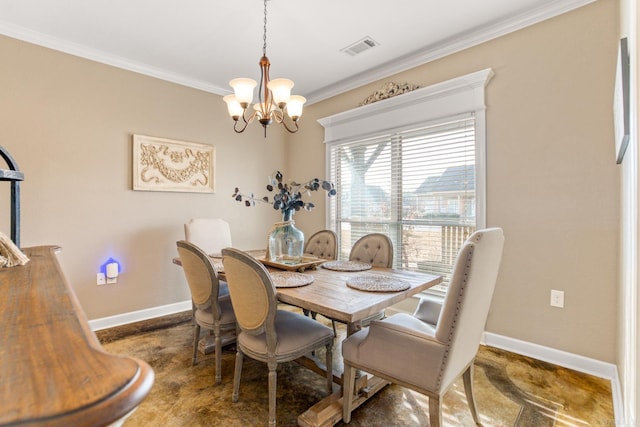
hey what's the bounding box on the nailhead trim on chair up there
[436,244,475,389]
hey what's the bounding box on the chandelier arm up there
[234,109,258,133]
[280,118,300,134]
[233,119,249,134]
[271,109,284,123]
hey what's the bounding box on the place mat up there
[321,260,372,272]
[346,273,411,292]
[271,271,314,288]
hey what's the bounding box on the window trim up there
[318,68,493,231]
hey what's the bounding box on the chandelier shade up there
[224,0,305,137]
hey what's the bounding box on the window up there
[319,69,492,291]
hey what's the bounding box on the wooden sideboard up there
[0,246,154,427]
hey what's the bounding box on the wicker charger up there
[271,271,314,288]
[346,273,411,292]
[322,260,372,272]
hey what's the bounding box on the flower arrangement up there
[232,171,336,217]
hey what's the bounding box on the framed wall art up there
[132,134,215,193]
[613,37,630,164]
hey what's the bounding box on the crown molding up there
[0,0,595,103]
[0,19,230,95]
[305,0,596,104]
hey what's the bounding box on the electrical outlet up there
[550,290,564,308]
[97,273,106,285]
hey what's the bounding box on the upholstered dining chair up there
[184,218,232,256]
[304,229,338,260]
[349,233,394,325]
[304,229,339,335]
[176,240,236,385]
[349,232,393,268]
[221,248,334,427]
[185,217,233,297]
[342,228,504,427]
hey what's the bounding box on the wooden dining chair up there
[341,228,504,426]
[176,240,236,385]
[221,247,334,427]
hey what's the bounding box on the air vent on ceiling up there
[341,37,379,56]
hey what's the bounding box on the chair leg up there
[463,364,481,425]
[268,361,277,427]
[192,324,201,365]
[214,328,222,385]
[331,320,337,337]
[429,395,442,427]
[232,349,243,403]
[342,362,356,423]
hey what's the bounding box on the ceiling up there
[0,0,593,104]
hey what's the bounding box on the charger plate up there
[321,260,372,272]
[346,273,411,292]
[271,271,314,288]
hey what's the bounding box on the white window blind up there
[328,115,476,289]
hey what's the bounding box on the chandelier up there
[223,0,305,137]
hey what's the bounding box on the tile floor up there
[98,311,615,427]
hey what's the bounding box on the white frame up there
[132,134,215,193]
[319,68,493,229]
[614,37,630,164]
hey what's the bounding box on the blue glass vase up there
[268,209,304,264]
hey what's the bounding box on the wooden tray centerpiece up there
[258,255,326,272]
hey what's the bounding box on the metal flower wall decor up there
[232,171,336,215]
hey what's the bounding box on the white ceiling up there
[0,0,594,104]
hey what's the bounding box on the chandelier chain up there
[262,0,268,56]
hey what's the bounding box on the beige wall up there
[0,0,620,364]
[0,35,290,319]
[293,0,620,363]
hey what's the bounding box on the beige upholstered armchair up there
[221,248,335,427]
[342,228,504,427]
[176,240,237,385]
[304,229,338,260]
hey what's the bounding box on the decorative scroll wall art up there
[132,134,215,193]
[358,82,420,106]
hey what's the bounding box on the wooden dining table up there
[173,250,442,426]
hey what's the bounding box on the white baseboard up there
[483,332,623,426]
[88,300,191,331]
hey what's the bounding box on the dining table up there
[173,250,442,426]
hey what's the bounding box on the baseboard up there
[483,332,623,425]
[88,300,192,331]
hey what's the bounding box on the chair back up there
[435,228,504,389]
[349,233,393,268]
[221,248,278,337]
[184,218,232,256]
[176,240,222,315]
[304,230,338,260]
